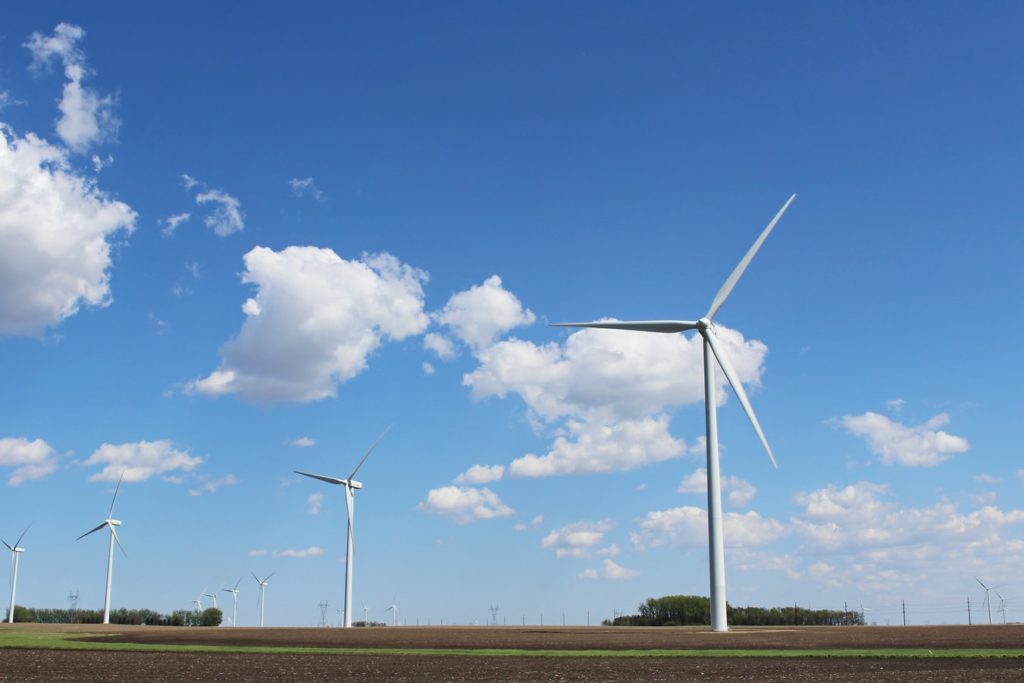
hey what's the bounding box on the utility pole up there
[587,610,590,626]
[902,600,907,626]
[488,605,500,627]
[318,601,330,628]
[968,597,972,626]
[794,602,798,626]
[844,601,849,626]
[562,611,565,626]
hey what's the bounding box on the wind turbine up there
[385,597,398,626]
[3,526,29,624]
[222,579,241,627]
[201,588,219,610]
[977,577,997,625]
[553,195,796,632]
[192,598,203,612]
[996,592,1008,625]
[252,572,274,627]
[295,426,391,628]
[76,472,127,625]
[362,601,369,624]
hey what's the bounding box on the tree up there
[200,607,223,627]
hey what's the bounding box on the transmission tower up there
[318,601,330,628]
[488,605,500,626]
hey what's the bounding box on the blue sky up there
[1,2,1021,627]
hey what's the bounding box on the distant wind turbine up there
[977,577,998,625]
[362,601,369,624]
[222,579,241,627]
[192,598,203,612]
[385,597,398,626]
[201,589,219,610]
[3,526,29,624]
[554,195,796,632]
[252,572,274,627]
[295,426,391,628]
[996,592,1008,625]
[76,472,127,625]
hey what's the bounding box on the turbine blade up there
[264,572,275,583]
[349,425,393,480]
[704,327,778,468]
[108,471,126,519]
[705,194,795,321]
[13,524,31,549]
[1,539,12,552]
[110,525,127,558]
[77,521,109,541]
[294,470,347,486]
[551,320,699,334]
[234,578,242,590]
[252,572,261,584]
[976,577,990,590]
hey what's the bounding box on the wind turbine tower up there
[977,577,996,625]
[252,572,273,627]
[555,195,796,632]
[295,426,391,628]
[76,473,128,625]
[2,526,29,624]
[385,597,398,626]
[222,579,241,627]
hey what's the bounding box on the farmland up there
[2,623,1023,680]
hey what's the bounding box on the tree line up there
[6,605,223,626]
[604,595,864,627]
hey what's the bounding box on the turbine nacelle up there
[348,479,363,490]
[108,519,122,527]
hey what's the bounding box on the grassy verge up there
[1,631,1022,658]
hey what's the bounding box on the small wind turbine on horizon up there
[201,588,219,610]
[362,601,369,624]
[996,592,1008,624]
[3,525,29,624]
[253,572,274,627]
[553,195,796,633]
[977,577,1000,625]
[295,426,391,628]
[192,598,203,613]
[76,472,127,625]
[222,579,241,627]
[385,597,398,627]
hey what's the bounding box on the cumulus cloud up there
[974,474,1001,485]
[288,177,323,201]
[422,361,436,375]
[454,464,505,484]
[160,212,191,237]
[307,492,324,514]
[630,506,785,551]
[85,440,202,483]
[514,515,544,532]
[195,189,244,237]
[24,23,119,152]
[840,412,969,467]
[0,127,136,336]
[187,247,429,403]
[418,486,514,524]
[579,559,638,581]
[541,520,619,559]
[274,546,324,559]
[678,468,757,507]
[291,436,316,448]
[509,416,685,477]
[247,549,268,557]
[0,437,58,485]
[423,332,456,360]
[434,275,535,351]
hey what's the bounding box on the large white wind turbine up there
[385,597,398,627]
[76,473,127,625]
[977,577,998,625]
[295,426,391,628]
[554,195,796,632]
[222,579,241,626]
[3,526,29,624]
[252,572,273,627]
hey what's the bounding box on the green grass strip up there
[1,632,1022,659]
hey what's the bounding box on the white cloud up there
[454,464,505,484]
[288,177,323,201]
[291,436,315,448]
[422,361,436,375]
[181,173,201,191]
[514,515,544,532]
[195,189,244,237]
[435,275,535,351]
[274,546,323,559]
[541,520,618,559]
[974,474,1001,485]
[423,332,456,360]
[0,92,10,110]
[630,506,785,551]
[85,440,202,483]
[0,126,136,337]
[1018,469,1024,482]
[886,398,905,414]
[24,23,119,153]
[161,212,191,237]
[91,154,112,172]
[307,492,324,514]
[203,474,237,494]
[677,467,757,507]
[466,323,766,424]
[187,247,429,403]
[508,415,685,477]
[0,437,58,486]
[579,559,638,581]
[247,549,268,557]
[840,412,969,467]
[418,486,514,524]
